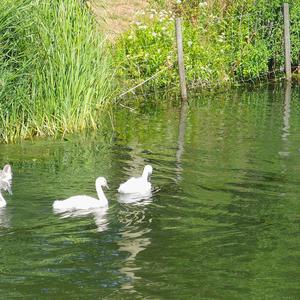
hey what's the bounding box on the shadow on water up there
[0,85,300,298]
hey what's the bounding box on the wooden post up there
[175,18,188,101]
[283,3,292,80]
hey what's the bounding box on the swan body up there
[118,165,152,195]
[0,164,12,208]
[53,177,109,211]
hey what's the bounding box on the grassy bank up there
[0,0,111,143]
[113,0,300,93]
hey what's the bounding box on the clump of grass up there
[0,0,111,143]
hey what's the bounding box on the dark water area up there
[0,84,300,299]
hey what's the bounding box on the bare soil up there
[89,0,149,39]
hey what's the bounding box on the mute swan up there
[53,177,109,211]
[0,164,12,208]
[118,165,152,195]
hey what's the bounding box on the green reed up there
[0,0,111,143]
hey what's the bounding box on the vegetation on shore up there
[0,0,111,143]
[113,0,300,92]
[2,0,300,143]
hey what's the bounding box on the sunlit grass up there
[0,0,112,143]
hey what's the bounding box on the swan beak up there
[105,183,110,190]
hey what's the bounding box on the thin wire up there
[116,63,173,100]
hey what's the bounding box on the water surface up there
[0,85,300,299]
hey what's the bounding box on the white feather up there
[53,177,109,212]
[118,165,152,195]
[0,164,12,208]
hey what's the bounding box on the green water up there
[0,85,300,299]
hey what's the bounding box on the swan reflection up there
[0,208,10,228]
[117,192,153,205]
[118,207,151,292]
[53,207,109,232]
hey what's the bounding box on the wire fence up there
[188,2,300,82]
[117,2,300,99]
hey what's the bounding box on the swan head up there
[3,164,12,177]
[96,177,109,189]
[142,165,153,179]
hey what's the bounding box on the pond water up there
[0,84,300,299]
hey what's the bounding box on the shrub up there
[114,0,300,92]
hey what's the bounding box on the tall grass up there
[0,0,111,143]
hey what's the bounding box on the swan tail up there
[117,184,125,193]
[53,200,62,209]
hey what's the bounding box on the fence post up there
[175,18,188,101]
[283,3,292,80]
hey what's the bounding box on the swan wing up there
[53,195,101,211]
[118,177,151,194]
[118,177,140,193]
[0,166,12,194]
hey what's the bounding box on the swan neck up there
[142,170,149,180]
[0,191,6,206]
[96,184,108,206]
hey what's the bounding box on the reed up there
[0,0,111,143]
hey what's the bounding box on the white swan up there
[118,165,152,195]
[53,177,109,211]
[0,164,12,208]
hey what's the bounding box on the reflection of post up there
[279,83,292,158]
[176,102,188,163]
[282,82,291,141]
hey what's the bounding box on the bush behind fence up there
[114,0,300,91]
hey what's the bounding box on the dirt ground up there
[89,0,149,39]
